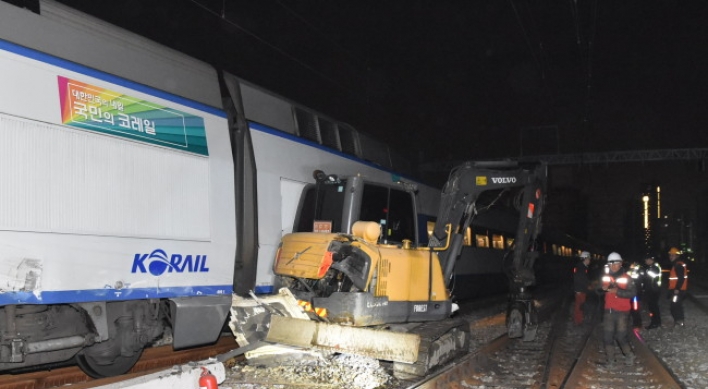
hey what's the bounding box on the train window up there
[475,234,489,248]
[360,184,415,244]
[294,181,346,233]
[338,124,360,157]
[294,107,321,143]
[506,237,515,248]
[318,117,341,151]
[463,227,473,246]
[427,221,435,240]
[492,234,505,249]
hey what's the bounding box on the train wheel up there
[75,349,143,378]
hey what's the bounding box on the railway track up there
[562,328,682,388]
[0,335,240,389]
[6,283,702,388]
[408,292,684,389]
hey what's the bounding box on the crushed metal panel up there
[229,288,320,363]
[266,315,420,363]
[229,288,309,346]
[0,258,42,293]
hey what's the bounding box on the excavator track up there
[392,317,470,378]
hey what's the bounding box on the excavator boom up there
[431,161,547,286]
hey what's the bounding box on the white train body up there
[0,0,437,375]
[0,30,235,307]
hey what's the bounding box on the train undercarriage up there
[0,301,166,377]
[0,296,230,378]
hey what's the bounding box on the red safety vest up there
[602,271,632,311]
[669,260,688,291]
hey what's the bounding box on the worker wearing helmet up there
[598,252,637,367]
[667,247,687,327]
[573,251,592,325]
[643,255,662,329]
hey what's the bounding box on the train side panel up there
[0,1,235,372]
[0,29,235,306]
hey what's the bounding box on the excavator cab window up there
[359,184,415,244]
[294,180,347,233]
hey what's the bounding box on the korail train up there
[0,0,593,377]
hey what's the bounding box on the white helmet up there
[607,252,622,263]
[580,251,591,259]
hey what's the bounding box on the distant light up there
[642,195,649,229]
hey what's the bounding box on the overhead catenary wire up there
[586,1,598,103]
[187,0,359,94]
[571,0,599,138]
[510,0,545,81]
[522,0,547,80]
[273,0,363,65]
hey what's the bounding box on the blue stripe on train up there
[0,38,226,118]
[0,285,233,305]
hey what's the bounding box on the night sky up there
[49,0,708,161]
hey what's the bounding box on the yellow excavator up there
[230,161,547,377]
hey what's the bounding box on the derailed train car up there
[0,0,440,377]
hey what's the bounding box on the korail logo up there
[131,249,210,276]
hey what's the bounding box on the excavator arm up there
[430,161,547,284]
[429,160,547,339]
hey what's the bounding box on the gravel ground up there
[219,284,708,389]
[223,353,395,389]
[220,298,510,389]
[638,283,708,389]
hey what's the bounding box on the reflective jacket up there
[628,262,643,290]
[643,263,662,291]
[669,260,688,291]
[601,266,636,311]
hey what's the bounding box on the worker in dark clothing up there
[643,255,662,329]
[573,251,592,325]
[598,252,637,367]
[627,260,643,328]
[667,247,688,327]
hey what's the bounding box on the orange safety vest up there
[602,271,632,311]
[669,260,688,291]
